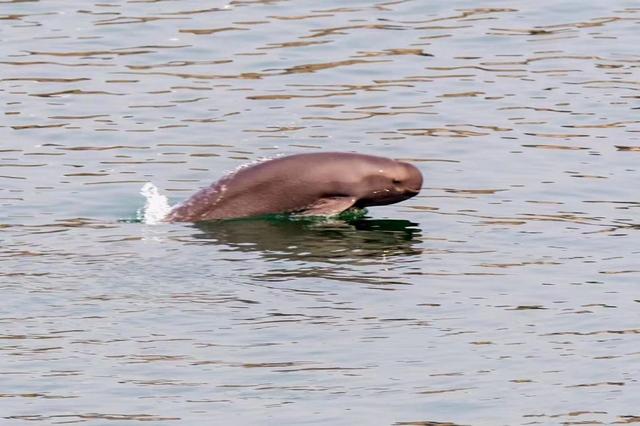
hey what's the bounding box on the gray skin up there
[165,152,423,222]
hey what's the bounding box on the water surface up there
[1,0,639,424]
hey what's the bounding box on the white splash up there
[138,182,172,225]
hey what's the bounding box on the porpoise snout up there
[402,162,423,194]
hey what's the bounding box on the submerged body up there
[165,152,423,222]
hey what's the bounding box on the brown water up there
[1,1,639,424]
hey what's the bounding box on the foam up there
[138,182,172,225]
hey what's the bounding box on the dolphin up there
[165,152,423,222]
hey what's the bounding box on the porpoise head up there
[342,157,423,208]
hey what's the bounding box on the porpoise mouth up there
[401,186,421,198]
[360,188,419,207]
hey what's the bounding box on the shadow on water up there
[190,215,423,266]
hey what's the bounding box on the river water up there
[1,1,639,424]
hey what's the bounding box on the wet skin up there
[166,152,423,222]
